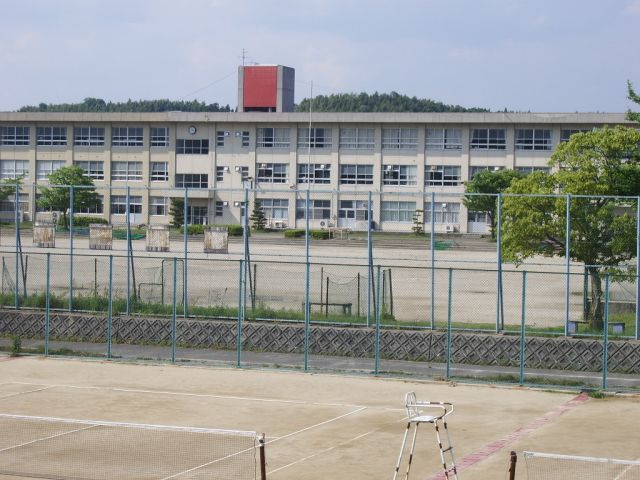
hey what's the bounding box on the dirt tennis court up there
[1,356,639,479]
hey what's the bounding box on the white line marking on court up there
[0,385,54,399]
[7,381,369,409]
[268,430,374,475]
[0,425,96,454]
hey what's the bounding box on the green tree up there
[0,177,24,203]
[464,169,522,239]
[169,198,185,228]
[37,166,99,228]
[627,80,640,122]
[250,199,266,231]
[501,126,640,329]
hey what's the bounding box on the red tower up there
[237,65,295,112]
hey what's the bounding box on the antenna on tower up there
[240,48,248,66]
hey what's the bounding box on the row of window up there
[0,126,592,150]
[0,159,550,186]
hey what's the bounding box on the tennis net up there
[523,451,640,479]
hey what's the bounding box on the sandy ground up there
[1,357,638,479]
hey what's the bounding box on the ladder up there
[393,392,458,480]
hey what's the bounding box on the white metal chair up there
[393,392,458,480]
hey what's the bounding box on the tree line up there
[18,97,232,113]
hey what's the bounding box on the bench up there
[610,322,625,335]
[568,320,626,335]
[303,302,353,316]
[328,227,351,240]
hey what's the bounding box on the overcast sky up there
[1,0,639,112]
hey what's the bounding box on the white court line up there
[7,381,369,409]
[0,424,96,454]
[0,385,54,399]
[614,458,640,480]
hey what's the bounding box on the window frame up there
[0,159,29,179]
[382,128,418,150]
[381,201,416,222]
[257,163,289,184]
[150,127,169,148]
[515,129,552,151]
[149,196,167,216]
[0,126,30,146]
[339,164,374,185]
[296,199,331,220]
[74,160,104,180]
[150,162,169,182]
[297,127,332,149]
[297,163,331,184]
[36,160,65,180]
[74,126,105,147]
[257,127,290,148]
[339,128,375,150]
[36,126,67,146]
[112,127,144,148]
[111,161,143,181]
[382,165,417,186]
[425,165,461,186]
[425,128,462,150]
[175,173,208,189]
[176,139,209,154]
[470,128,506,150]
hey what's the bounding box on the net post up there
[508,451,517,480]
[602,273,610,389]
[446,267,453,380]
[45,252,50,356]
[259,433,267,480]
[69,185,74,311]
[375,264,382,375]
[171,257,178,363]
[107,254,113,359]
[183,186,188,318]
[519,271,527,385]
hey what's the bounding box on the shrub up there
[72,216,109,227]
[284,229,305,238]
[310,230,330,240]
[10,335,21,357]
[226,224,245,236]
[179,224,205,235]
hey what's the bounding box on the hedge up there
[71,216,109,227]
[284,229,330,239]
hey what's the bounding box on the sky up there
[1,0,639,113]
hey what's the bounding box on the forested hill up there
[18,98,232,113]
[295,92,489,113]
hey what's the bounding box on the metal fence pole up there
[496,193,503,332]
[14,186,19,309]
[304,189,311,371]
[183,187,188,318]
[107,255,113,359]
[172,257,177,363]
[446,267,453,380]
[430,192,435,329]
[564,194,571,335]
[636,196,640,340]
[237,259,244,367]
[519,271,527,386]
[375,265,382,375]
[45,252,51,356]
[367,191,373,328]
[602,273,610,390]
[69,186,74,311]
[126,187,131,315]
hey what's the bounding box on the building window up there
[260,198,289,220]
[216,131,227,147]
[37,127,67,146]
[381,201,416,222]
[237,166,249,181]
[241,131,250,147]
[424,202,460,223]
[111,161,143,181]
[74,127,105,146]
[0,160,29,179]
[75,161,104,180]
[0,193,28,213]
[426,128,462,150]
[257,128,290,148]
[216,166,227,182]
[296,199,331,220]
[297,164,331,184]
[176,174,208,189]
[469,166,504,180]
[76,195,104,214]
[298,127,332,149]
[150,162,169,182]
[561,128,591,142]
[112,127,143,147]
[187,206,208,224]
[382,128,418,150]
[150,127,169,147]
[515,166,551,175]
[176,139,209,154]
[215,201,224,217]
[338,200,369,221]
[425,166,461,186]
[470,129,506,150]
[339,164,373,185]
[0,126,30,146]
[468,211,488,223]
[36,160,65,180]
[257,163,288,183]
[149,197,167,216]
[340,128,375,149]
[382,165,417,186]
[111,195,142,215]
[516,129,552,151]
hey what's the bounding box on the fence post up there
[237,259,244,367]
[45,252,50,356]
[183,187,188,318]
[69,186,74,311]
[107,255,113,359]
[126,186,131,315]
[14,186,19,309]
[564,194,571,335]
[446,267,453,380]
[519,271,527,386]
[367,191,373,328]
[602,273,610,390]
[636,196,639,340]
[304,189,311,371]
[375,265,382,375]
[171,257,177,363]
[496,193,503,332]
[430,192,435,329]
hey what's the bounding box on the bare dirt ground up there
[1,357,638,479]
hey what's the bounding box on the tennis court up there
[1,356,639,479]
